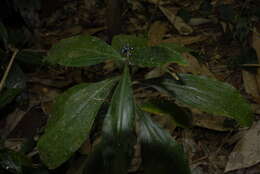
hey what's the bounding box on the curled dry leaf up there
[179,53,215,78]
[252,27,260,94]
[160,35,209,45]
[192,110,237,131]
[224,121,260,173]
[148,21,168,46]
[159,6,193,35]
[242,70,260,101]
[82,26,106,36]
[251,104,260,115]
[188,18,212,26]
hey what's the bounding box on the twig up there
[0,49,19,93]
[242,64,260,68]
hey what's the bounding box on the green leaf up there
[0,88,23,109]
[112,34,148,56]
[37,77,118,169]
[141,99,193,128]
[101,65,135,174]
[45,35,122,67]
[0,149,31,174]
[83,142,111,174]
[137,107,191,174]
[103,65,135,139]
[0,22,8,47]
[159,74,253,127]
[157,42,192,54]
[131,46,187,67]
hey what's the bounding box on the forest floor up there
[1,0,260,174]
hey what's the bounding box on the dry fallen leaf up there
[191,109,235,131]
[62,25,83,36]
[179,53,215,78]
[252,27,260,94]
[159,6,193,35]
[145,67,165,79]
[252,104,260,115]
[242,70,260,99]
[148,21,168,46]
[188,18,212,26]
[224,121,260,173]
[160,34,210,45]
[82,26,106,35]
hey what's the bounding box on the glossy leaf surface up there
[141,99,193,128]
[45,35,122,67]
[160,74,253,126]
[137,107,191,174]
[83,141,129,174]
[131,46,187,67]
[112,34,148,56]
[101,65,135,174]
[37,77,118,169]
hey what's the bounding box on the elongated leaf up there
[141,99,193,128]
[159,74,253,126]
[45,35,122,67]
[37,77,118,169]
[112,34,148,56]
[0,22,8,47]
[84,140,133,174]
[94,65,135,174]
[83,142,115,174]
[131,46,187,67]
[0,88,22,109]
[137,107,191,174]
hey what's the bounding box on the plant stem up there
[0,48,19,93]
[106,0,125,42]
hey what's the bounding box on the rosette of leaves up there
[38,34,253,173]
